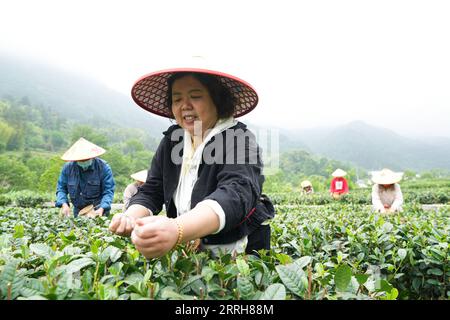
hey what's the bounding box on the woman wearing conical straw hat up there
[55,137,115,218]
[123,170,148,210]
[109,57,275,258]
[329,168,349,199]
[371,168,404,214]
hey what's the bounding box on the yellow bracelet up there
[173,219,183,248]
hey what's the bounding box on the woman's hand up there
[61,203,71,217]
[109,213,136,237]
[94,207,104,217]
[131,216,179,258]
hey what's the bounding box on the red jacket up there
[330,177,349,194]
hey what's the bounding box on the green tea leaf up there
[260,283,286,300]
[82,270,93,292]
[275,253,292,265]
[334,265,352,292]
[385,288,398,300]
[377,279,393,293]
[20,278,45,298]
[355,274,370,285]
[397,248,407,260]
[65,257,95,273]
[179,275,204,292]
[30,243,54,259]
[295,256,312,269]
[160,287,195,300]
[237,276,254,300]
[427,268,443,276]
[13,224,24,239]
[0,259,24,300]
[100,245,122,263]
[236,257,250,276]
[276,263,306,297]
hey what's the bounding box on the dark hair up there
[166,72,235,119]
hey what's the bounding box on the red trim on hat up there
[131,68,258,119]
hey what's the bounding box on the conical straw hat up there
[332,168,347,177]
[131,56,258,119]
[372,168,403,185]
[130,170,148,183]
[301,180,312,188]
[61,138,106,161]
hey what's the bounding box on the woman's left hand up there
[94,208,104,217]
[131,216,179,258]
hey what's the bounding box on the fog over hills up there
[2,53,449,172]
[281,121,450,172]
[0,53,168,137]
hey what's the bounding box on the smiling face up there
[171,75,219,137]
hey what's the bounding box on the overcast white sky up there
[1,0,449,137]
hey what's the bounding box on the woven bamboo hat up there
[332,168,347,177]
[130,170,148,183]
[301,180,312,188]
[131,57,259,119]
[372,168,403,185]
[61,138,106,161]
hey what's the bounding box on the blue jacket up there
[55,158,115,217]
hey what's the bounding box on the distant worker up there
[123,170,148,210]
[330,168,349,199]
[55,137,115,217]
[301,180,314,194]
[371,168,404,214]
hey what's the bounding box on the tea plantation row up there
[0,203,448,300]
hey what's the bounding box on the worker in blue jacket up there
[55,137,115,217]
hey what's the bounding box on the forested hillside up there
[0,54,168,137]
[0,98,156,194]
[282,121,450,172]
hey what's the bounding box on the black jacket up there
[129,121,274,245]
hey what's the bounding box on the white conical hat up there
[301,180,312,188]
[372,168,403,185]
[332,168,347,177]
[61,138,106,161]
[130,170,148,183]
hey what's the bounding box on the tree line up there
[0,98,156,196]
[1,97,448,200]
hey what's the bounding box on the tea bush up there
[0,202,448,300]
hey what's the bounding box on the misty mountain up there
[0,53,168,137]
[284,121,450,172]
[1,53,449,172]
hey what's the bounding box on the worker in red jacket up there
[330,168,349,199]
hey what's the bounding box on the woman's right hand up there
[109,213,136,237]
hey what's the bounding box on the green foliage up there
[0,119,14,152]
[272,203,449,299]
[37,156,65,193]
[263,170,294,193]
[70,125,108,147]
[123,139,144,155]
[0,97,155,196]
[278,150,362,191]
[130,150,153,173]
[0,202,447,300]
[0,155,36,192]
[0,191,52,207]
[269,187,450,206]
